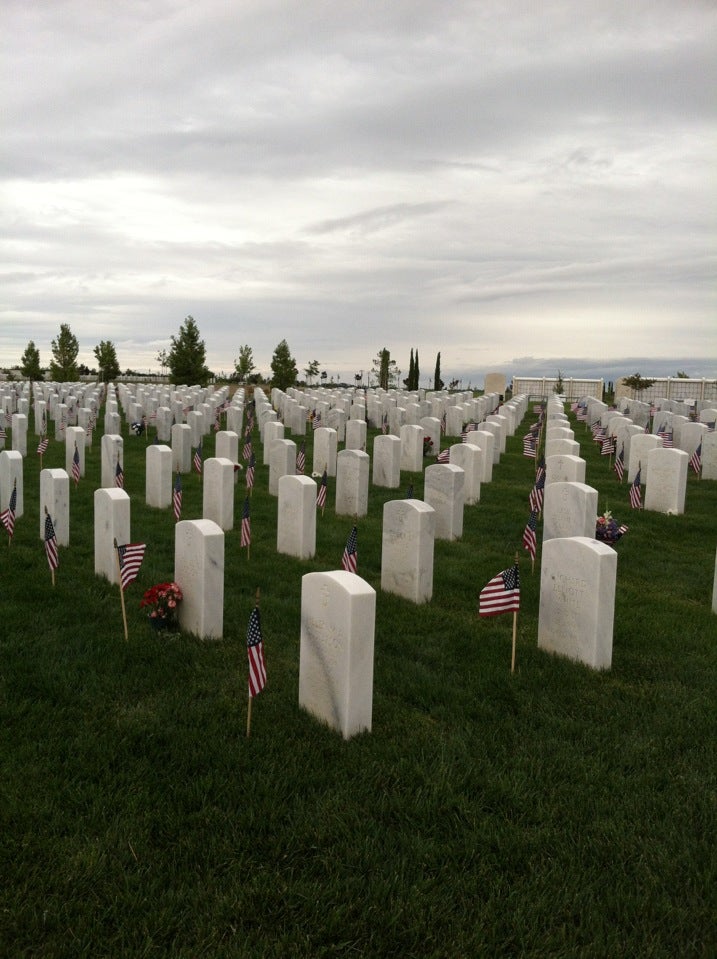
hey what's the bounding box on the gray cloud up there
[1,0,715,381]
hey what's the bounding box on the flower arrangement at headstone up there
[140,581,183,631]
[595,509,628,545]
[423,436,433,456]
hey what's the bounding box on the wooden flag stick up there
[247,587,260,738]
[114,538,129,641]
[511,551,519,674]
[511,610,518,674]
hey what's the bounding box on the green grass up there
[1,401,715,958]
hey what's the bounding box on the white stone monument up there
[202,457,235,530]
[381,499,435,603]
[424,463,464,541]
[538,536,617,670]
[94,487,130,584]
[543,481,598,542]
[174,519,224,640]
[372,434,401,489]
[40,468,70,546]
[335,449,370,518]
[644,447,689,515]
[277,474,316,559]
[299,570,376,739]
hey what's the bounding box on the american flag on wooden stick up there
[117,542,146,591]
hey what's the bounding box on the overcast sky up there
[2,0,715,386]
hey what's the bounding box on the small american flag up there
[601,436,615,456]
[173,472,182,521]
[529,469,545,513]
[246,451,256,490]
[381,413,388,434]
[479,564,520,617]
[240,496,251,548]
[44,511,59,571]
[247,606,267,698]
[312,411,321,430]
[658,430,673,448]
[115,457,124,488]
[614,444,625,481]
[0,426,6,441]
[193,441,202,475]
[441,412,446,434]
[630,468,642,509]
[117,542,146,591]
[523,435,536,458]
[72,444,81,485]
[436,449,450,463]
[242,436,252,461]
[341,526,358,573]
[316,468,327,510]
[1,481,17,539]
[296,442,305,475]
[522,511,537,562]
[37,437,49,455]
[689,442,702,474]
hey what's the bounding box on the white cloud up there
[1,0,715,383]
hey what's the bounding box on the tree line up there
[12,317,469,393]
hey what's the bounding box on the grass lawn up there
[1,393,715,958]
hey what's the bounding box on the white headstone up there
[538,536,617,670]
[644,447,689,515]
[202,457,235,530]
[269,438,296,496]
[449,442,482,505]
[627,433,662,483]
[400,424,424,473]
[424,463,464,541]
[299,570,376,739]
[372,434,401,488]
[171,423,192,474]
[335,449,370,517]
[277,474,316,559]
[263,421,285,465]
[545,454,586,486]
[313,427,338,477]
[100,434,123,489]
[40,468,70,546]
[93,487,130,584]
[543,481,598,542]
[146,444,172,509]
[345,418,367,452]
[174,519,224,640]
[381,499,435,603]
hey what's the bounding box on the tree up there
[235,345,256,383]
[156,349,169,376]
[675,370,689,378]
[49,323,79,381]
[372,348,399,391]
[554,369,564,394]
[304,359,320,385]
[320,371,328,384]
[20,340,42,380]
[414,349,420,391]
[168,316,210,385]
[93,340,120,383]
[622,372,656,399]
[405,348,415,389]
[270,339,298,391]
[433,352,444,391]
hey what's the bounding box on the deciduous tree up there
[235,345,256,383]
[49,324,79,381]
[270,339,298,391]
[93,340,120,383]
[20,340,42,380]
[168,316,211,385]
